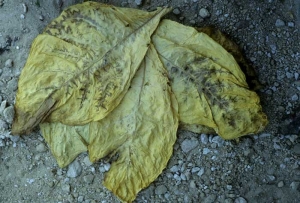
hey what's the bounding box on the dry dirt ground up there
[0,0,300,203]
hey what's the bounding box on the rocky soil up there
[0,0,300,202]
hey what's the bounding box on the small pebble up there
[20,14,25,19]
[83,156,93,166]
[277,181,284,188]
[287,22,295,27]
[189,180,196,189]
[135,0,143,6]
[197,168,205,177]
[275,19,285,27]
[78,196,84,202]
[199,8,210,18]
[83,174,94,184]
[170,165,179,173]
[181,138,199,153]
[3,106,14,123]
[67,160,82,178]
[291,94,298,101]
[5,59,13,68]
[7,78,18,91]
[234,197,247,203]
[61,183,70,193]
[155,185,167,195]
[291,143,300,155]
[22,3,27,13]
[39,15,44,21]
[191,167,200,173]
[36,143,47,152]
[0,119,8,130]
[173,8,181,15]
[203,148,210,154]
[200,134,208,144]
[290,181,300,190]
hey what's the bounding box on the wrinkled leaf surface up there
[11,2,268,203]
[12,2,170,134]
[152,20,267,139]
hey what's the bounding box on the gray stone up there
[0,100,7,116]
[78,196,84,202]
[83,174,94,184]
[155,185,167,195]
[200,134,208,144]
[197,167,205,177]
[135,0,143,6]
[83,156,93,166]
[291,94,298,101]
[275,19,285,27]
[189,180,196,188]
[173,8,181,15]
[211,136,224,147]
[67,160,82,178]
[4,59,13,68]
[288,22,295,27]
[234,197,247,203]
[181,138,199,153]
[170,165,179,172]
[3,106,14,123]
[36,143,47,152]
[199,8,210,18]
[7,78,18,91]
[277,180,284,188]
[8,134,20,143]
[290,181,300,190]
[292,143,300,155]
[61,183,70,193]
[0,119,8,130]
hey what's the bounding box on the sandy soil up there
[0,0,300,203]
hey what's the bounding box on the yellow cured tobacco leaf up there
[152,19,267,139]
[88,45,178,202]
[39,45,178,202]
[12,2,171,134]
[40,122,89,167]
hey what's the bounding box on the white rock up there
[67,160,82,178]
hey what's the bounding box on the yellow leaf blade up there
[88,45,178,202]
[12,2,171,135]
[40,122,89,167]
[153,20,267,139]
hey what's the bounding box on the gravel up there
[0,0,300,202]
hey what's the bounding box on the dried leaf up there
[40,122,89,167]
[152,20,267,139]
[89,45,178,202]
[11,2,268,203]
[12,2,171,134]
